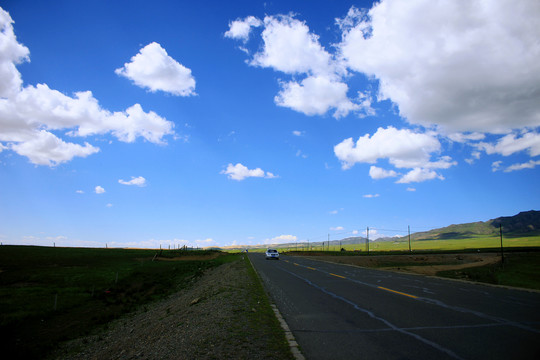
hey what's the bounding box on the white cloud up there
[115,42,196,96]
[265,234,297,244]
[275,75,369,118]
[119,176,146,187]
[396,168,444,184]
[225,16,262,42]
[479,132,540,157]
[106,203,113,208]
[9,130,99,166]
[330,226,345,231]
[1,84,175,144]
[447,132,486,143]
[228,13,372,118]
[504,160,540,172]
[369,166,398,179]
[363,194,379,198]
[95,186,105,194]
[492,161,503,172]
[0,8,29,98]
[363,228,380,240]
[76,190,84,194]
[292,130,304,136]
[0,11,176,166]
[334,127,453,171]
[221,163,277,181]
[337,1,540,133]
[465,151,482,165]
[251,15,336,76]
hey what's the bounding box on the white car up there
[265,248,280,260]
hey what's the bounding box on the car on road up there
[265,249,280,260]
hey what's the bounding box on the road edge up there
[294,255,540,294]
[246,254,305,360]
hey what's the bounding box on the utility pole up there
[328,234,330,252]
[500,224,504,265]
[366,227,369,254]
[408,225,411,252]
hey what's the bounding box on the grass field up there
[437,252,540,290]
[0,245,237,359]
[272,235,540,253]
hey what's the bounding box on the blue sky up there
[1,0,539,249]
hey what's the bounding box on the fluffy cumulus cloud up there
[478,132,540,157]
[335,127,442,168]
[221,163,277,181]
[396,168,444,184]
[227,1,540,179]
[275,75,364,118]
[0,9,176,166]
[0,8,29,98]
[227,14,373,118]
[9,130,99,166]
[224,16,262,42]
[334,127,455,183]
[118,176,146,187]
[369,166,397,180]
[95,186,105,194]
[115,42,196,96]
[337,0,540,134]
[250,15,336,76]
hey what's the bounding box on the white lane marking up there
[280,267,464,360]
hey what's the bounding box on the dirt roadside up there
[294,252,501,276]
[50,258,293,360]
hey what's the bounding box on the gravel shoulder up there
[51,257,293,360]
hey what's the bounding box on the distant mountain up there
[403,210,540,241]
[491,210,540,235]
[218,210,540,250]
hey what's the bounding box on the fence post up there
[408,225,411,252]
[500,224,504,265]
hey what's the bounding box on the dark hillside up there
[407,210,540,241]
[490,210,540,235]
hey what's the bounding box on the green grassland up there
[0,246,237,359]
[272,235,540,253]
[437,252,540,290]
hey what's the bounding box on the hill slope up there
[218,210,540,250]
[405,210,540,241]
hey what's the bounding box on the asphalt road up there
[249,253,540,360]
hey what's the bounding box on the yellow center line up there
[307,267,316,271]
[293,263,300,266]
[330,273,346,279]
[378,286,418,299]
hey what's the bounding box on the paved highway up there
[249,253,540,360]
